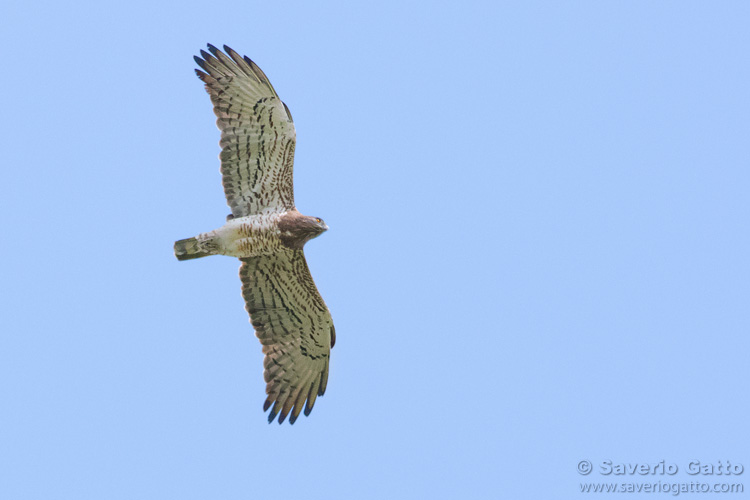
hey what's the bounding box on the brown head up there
[278,210,328,249]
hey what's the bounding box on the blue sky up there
[1,1,748,498]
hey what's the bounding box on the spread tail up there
[174,237,214,261]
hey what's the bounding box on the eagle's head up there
[303,216,328,239]
[279,211,328,249]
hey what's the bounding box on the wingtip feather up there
[319,361,329,395]
[223,44,236,56]
[267,404,280,423]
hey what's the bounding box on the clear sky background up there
[1,1,748,498]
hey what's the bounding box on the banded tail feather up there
[174,236,215,261]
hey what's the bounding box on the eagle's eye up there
[315,218,322,223]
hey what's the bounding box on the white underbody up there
[198,211,287,258]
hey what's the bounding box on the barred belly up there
[215,212,284,258]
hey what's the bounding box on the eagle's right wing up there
[239,249,335,424]
[195,45,296,217]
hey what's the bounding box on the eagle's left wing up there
[195,45,296,217]
[239,249,335,424]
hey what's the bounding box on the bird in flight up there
[174,44,335,424]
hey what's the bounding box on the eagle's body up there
[174,210,327,260]
[175,213,282,260]
[174,45,335,425]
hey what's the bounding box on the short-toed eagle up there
[174,45,335,425]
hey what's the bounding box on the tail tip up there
[174,237,211,261]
